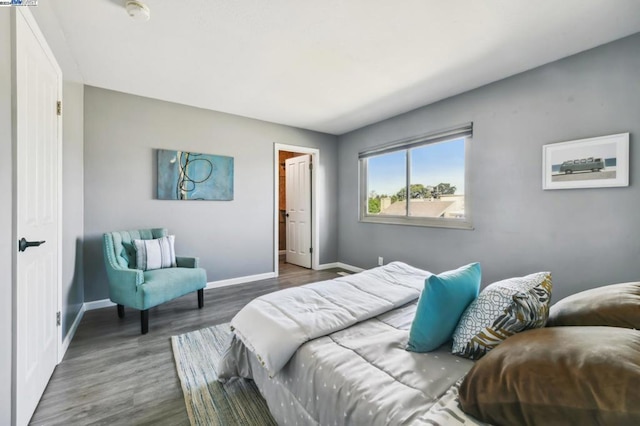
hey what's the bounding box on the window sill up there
[359,215,474,230]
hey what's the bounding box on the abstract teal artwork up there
[157,149,234,200]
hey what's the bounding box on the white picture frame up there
[542,133,629,190]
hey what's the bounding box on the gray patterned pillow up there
[452,272,552,360]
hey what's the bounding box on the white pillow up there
[133,235,176,271]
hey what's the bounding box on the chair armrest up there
[176,256,199,268]
[106,267,144,288]
[104,266,144,309]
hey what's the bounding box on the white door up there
[15,10,62,426]
[285,155,312,268]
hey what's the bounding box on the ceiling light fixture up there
[125,0,151,22]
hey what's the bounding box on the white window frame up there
[359,124,473,230]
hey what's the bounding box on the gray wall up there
[337,33,640,302]
[62,81,84,338]
[1,9,13,425]
[83,86,339,302]
[30,0,83,82]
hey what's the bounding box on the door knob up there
[18,237,46,252]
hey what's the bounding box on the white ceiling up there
[45,0,640,135]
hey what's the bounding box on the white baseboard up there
[83,272,279,311]
[317,262,365,273]
[206,272,277,290]
[59,304,85,362]
[84,298,116,311]
[316,262,339,270]
[83,265,365,314]
[337,262,365,273]
[206,264,365,290]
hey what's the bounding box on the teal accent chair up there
[103,228,207,334]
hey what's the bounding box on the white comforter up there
[230,262,431,376]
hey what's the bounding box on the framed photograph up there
[542,133,629,190]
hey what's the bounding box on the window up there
[359,124,472,229]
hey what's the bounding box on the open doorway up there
[273,144,320,277]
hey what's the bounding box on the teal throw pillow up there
[407,262,481,352]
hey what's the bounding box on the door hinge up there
[56,101,62,116]
[56,311,61,326]
[309,247,313,254]
[309,162,313,170]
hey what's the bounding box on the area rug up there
[171,323,277,426]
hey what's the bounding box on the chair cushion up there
[547,282,640,329]
[452,272,552,360]
[407,263,481,352]
[459,326,640,426]
[134,235,177,271]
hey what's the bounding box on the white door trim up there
[273,144,319,277]
[12,7,63,425]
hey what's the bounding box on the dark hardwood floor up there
[30,261,349,426]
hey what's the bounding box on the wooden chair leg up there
[198,289,204,309]
[141,309,149,334]
[117,304,125,318]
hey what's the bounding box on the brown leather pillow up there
[547,282,640,329]
[459,327,640,426]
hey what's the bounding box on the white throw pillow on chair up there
[133,235,177,271]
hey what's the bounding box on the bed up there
[217,262,486,425]
[218,262,640,425]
